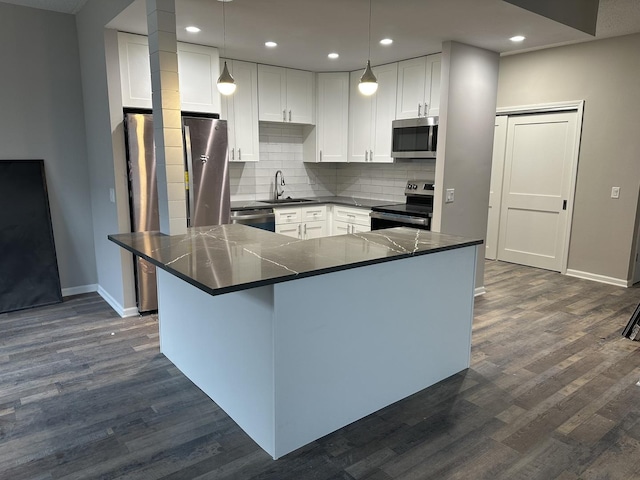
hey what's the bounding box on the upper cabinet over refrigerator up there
[117,32,221,114]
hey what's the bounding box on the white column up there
[146,0,186,235]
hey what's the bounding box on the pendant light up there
[217,0,236,96]
[358,0,378,96]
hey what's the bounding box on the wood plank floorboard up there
[1,261,640,479]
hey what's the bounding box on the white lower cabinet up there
[274,204,371,238]
[332,220,371,235]
[303,221,327,239]
[274,205,327,239]
[331,206,371,235]
[276,223,302,238]
[332,221,350,236]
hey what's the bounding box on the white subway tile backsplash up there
[229,124,435,203]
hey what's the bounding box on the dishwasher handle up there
[231,213,275,221]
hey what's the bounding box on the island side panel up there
[271,245,477,459]
[156,269,277,456]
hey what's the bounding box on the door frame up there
[494,100,584,274]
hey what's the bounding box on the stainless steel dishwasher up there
[230,208,276,232]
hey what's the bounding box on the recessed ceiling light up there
[185,26,201,33]
[380,38,393,45]
[328,53,339,59]
[510,35,526,42]
[265,41,278,48]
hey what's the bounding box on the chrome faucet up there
[274,170,285,201]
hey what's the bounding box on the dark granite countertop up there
[230,196,399,211]
[109,225,482,297]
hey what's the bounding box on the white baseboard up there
[61,284,98,297]
[474,286,486,297]
[565,269,629,287]
[97,286,140,318]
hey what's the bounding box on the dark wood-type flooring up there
[2,260,640,479]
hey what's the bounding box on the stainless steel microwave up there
[391,117,438,159]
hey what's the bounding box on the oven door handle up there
[369,211,429,226]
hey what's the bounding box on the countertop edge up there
[108,233,482,297]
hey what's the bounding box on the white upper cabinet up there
[118,32,221,114]
[177,42,221,114]
[220,59,260,162]
[348,62,398,163]
[258,65,314,124]
[118,33,152,108]
[315,72,349,163]
[396,53,441,119]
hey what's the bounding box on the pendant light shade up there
[358,60,378,95]
[217,61,236,95]
[216,0,236,95]
[358,0,377,96]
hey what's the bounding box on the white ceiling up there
[0,0,88,14]
[3,0,640,71]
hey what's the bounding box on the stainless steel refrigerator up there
[124,111,230,312]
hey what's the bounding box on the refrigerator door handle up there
[184,124,196,226]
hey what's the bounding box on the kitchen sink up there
[260,198,315,204]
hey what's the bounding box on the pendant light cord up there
[222,0,227,58]
[367,0,372,61]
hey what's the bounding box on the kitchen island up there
[109,225,481,459]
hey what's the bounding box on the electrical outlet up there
[445,188,455,203]
[611,186,620,199]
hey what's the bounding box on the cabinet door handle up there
[365,150,368,161]
[424,103,429,116]
[370,150,373,161]
[289,110,292,122]
[298,224,301,238]
[283,109,286,122]
[238,148,241,161]
[418,103,422,117]
[304,224,307,236]
[319,150,322,162]
[231,148,234,160]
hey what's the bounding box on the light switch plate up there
[445,188,455,203]
[109,188,116,203]
[611,186,620,199]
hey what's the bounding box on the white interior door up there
[485,116,508,260]
[497,111,578,271]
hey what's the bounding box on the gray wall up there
[498,33,640,282]
[434,41,500,290]
[0,3,97,293]
[76,0,136,314]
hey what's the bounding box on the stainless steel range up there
[370,180,434,230]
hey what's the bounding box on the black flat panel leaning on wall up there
[0,160,62,313]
